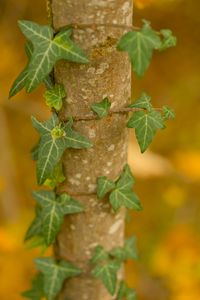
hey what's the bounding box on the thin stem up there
[61,107,163,122]
[56,23,140,33]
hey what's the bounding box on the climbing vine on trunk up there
[9,6,176,300]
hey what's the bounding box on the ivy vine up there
[9,17,176,300]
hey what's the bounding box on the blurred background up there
[0,0,200,299]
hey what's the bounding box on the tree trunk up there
[50,1,133,299]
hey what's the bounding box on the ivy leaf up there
[44,84,66,111]
[9,41,53,98]
[18,20,89,92]
[35,257,81,300]
[32,191,84,245]
[110,189,142,212]
[31,140,40,161]
[110,236,138,262]
[127,110,165,153]
[59,193,84,214]
[129,93,152,112]
[117,281,137,300]
[24,206,43,241]
[117,20,161,76]
[91,97,111,119]
[44,162,65,189]
[22,273,44,300]
[109,165,141,211]
[97,176,115,199]
[32,114,92,185]
[90,245,109,264]
[162,105,175,121]
[92,261,120,295]
[159,29,177,51]
[116,164,135,191]
[32,190,62,245]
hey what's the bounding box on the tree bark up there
[50,1,133,299]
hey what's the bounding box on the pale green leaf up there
[127,110,165,153]
[129,93,152,112]
[92,261,120,295]
[35,257,81,300]
[117,21,161,76]
[159,29,177,51]
[162,105,175,121]
[44,84,66,111]
[44,162,65,189]
[91,97,111,119]
[97,176,115,199]
[32,114,92,184]
[22,273,44,300]
[18,20,88,92]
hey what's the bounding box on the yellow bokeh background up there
[0,0,200,299]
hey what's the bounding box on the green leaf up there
[90,245,109,264]
[116,164,135,191]
[117,281,137,300]
[127,110,164,153]
[44,162,65,189]
[17,20,88,92]
[9,41,53,98]
[32,114,92,184]
[97,176,115,199]
[117,20,161,76]
[91,97,111,119]
[92,261,120,295]
[129,93,153,112]
[35,257,81,300]
[22,273,44,300]
[31,140,40,161]
[24,207,43,241]
[44,84,66,111]
[110,189,142,211]
[59,193,84,215]
[159,29,177,51]
[162,105,175,121]
[110,236,138,262]
[32,191,84,245]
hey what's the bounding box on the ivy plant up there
[9,15,176,300]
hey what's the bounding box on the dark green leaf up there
[129,93,152,112]
[91,97,111,119]
[92,261,120,295]
[127,110,164,153]
[24,207,43,241]
[59,193,84,215]
[116,164,135,191]
[32,114,92,184]
[22,273,44,300]
[35,257,81,300]
[17,20,88,92]
[90,245,109,264]
[117,21,161,76]
[43,162,65,189]
[110,189,142,211]
[110,236,138,261]
[97,176,115,199]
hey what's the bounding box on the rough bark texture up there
[50,1,133,299]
